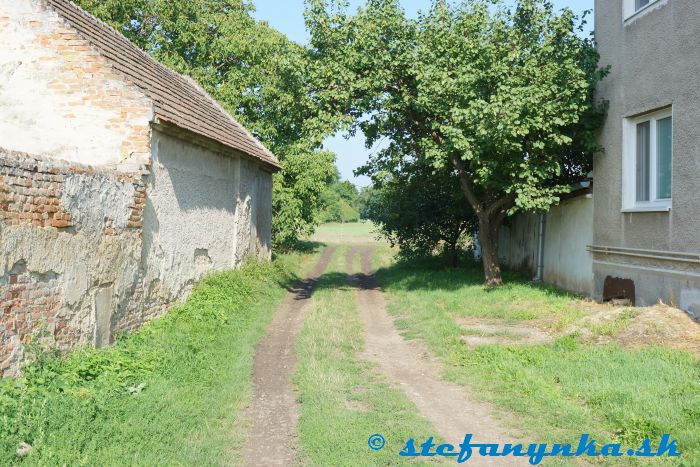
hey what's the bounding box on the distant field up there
[311,222,384,245]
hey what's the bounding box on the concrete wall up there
[593,0,700,316]
[138,130,272,320]
[499,194,594,296]
[0,0,152,169]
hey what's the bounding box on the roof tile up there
[46,0,281,169]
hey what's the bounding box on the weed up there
[0,251,312,465]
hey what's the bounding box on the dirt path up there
[241,247,336,467]
[349,246,528,466]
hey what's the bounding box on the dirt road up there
[241,247,336,467]
[349,246,527,466]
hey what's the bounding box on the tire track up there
[241,246,336,467]
[348,246,527,466]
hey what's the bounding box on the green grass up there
[294,246,436,466]
[311,221,383,245]
[0,249,315,466]
[375,250,700,465]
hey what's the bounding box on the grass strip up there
[295,246,436,466]
[0,249,314,466]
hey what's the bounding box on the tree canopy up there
[362,160,477,265]
[306,0,607,284]
[318,172,361,223]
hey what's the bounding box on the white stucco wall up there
[0,0,153,168]
[140,130,273,311]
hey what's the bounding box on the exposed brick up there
[0,150,146,232]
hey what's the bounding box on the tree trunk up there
[449,231,460,268]
[449,155,512,286]
[477,214,504,286]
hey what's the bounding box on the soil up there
[240,247,336,467]
[348,246,529,466]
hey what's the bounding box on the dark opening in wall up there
[603,276,636,305]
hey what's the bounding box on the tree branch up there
[450,155,483,215]
[486,193,516,217]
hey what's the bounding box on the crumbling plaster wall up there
[138,130,273,313]
[0,136,274,377]
[0,0,152,169]
[0,149,146,376]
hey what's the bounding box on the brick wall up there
[0,149,147,376]
[0,0,153,169]
[0,261,63,372]
[0,151,145,233]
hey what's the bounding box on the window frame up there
[621,107,673,213]
[623,0,662,20]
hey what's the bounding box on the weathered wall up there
[142,130,236,313]
[593,0,700,315]
[237,157,273,263]
[0,149,146,376]
[0,137,275,376]
[0,1,276,375]
[499,194,594,296]
[0,0,152,169]
[133,130,273,322]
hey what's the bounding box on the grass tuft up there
[0,250,312,466]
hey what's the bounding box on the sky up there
[251,0,595,187]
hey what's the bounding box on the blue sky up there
[252,0,595,187]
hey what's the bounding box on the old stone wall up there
[0,149,147,376]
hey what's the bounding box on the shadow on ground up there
[371,254,578,299]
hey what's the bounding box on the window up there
[635,0,650,11]
[624,0,662,19]
[622,108,673,211]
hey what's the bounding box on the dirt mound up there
[567,302,700,354]
[459,300,700,355]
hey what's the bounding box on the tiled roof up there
[46,0,281,170]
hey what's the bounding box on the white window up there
[623,0,662,19]
[622,108,673,212]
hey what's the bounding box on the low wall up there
[499,193,594,296]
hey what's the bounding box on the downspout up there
[533,213,546,283]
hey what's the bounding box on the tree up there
[318,169,361,223]
[363,161,477,266]
[306,0,607,284]
[76,0,342,248]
